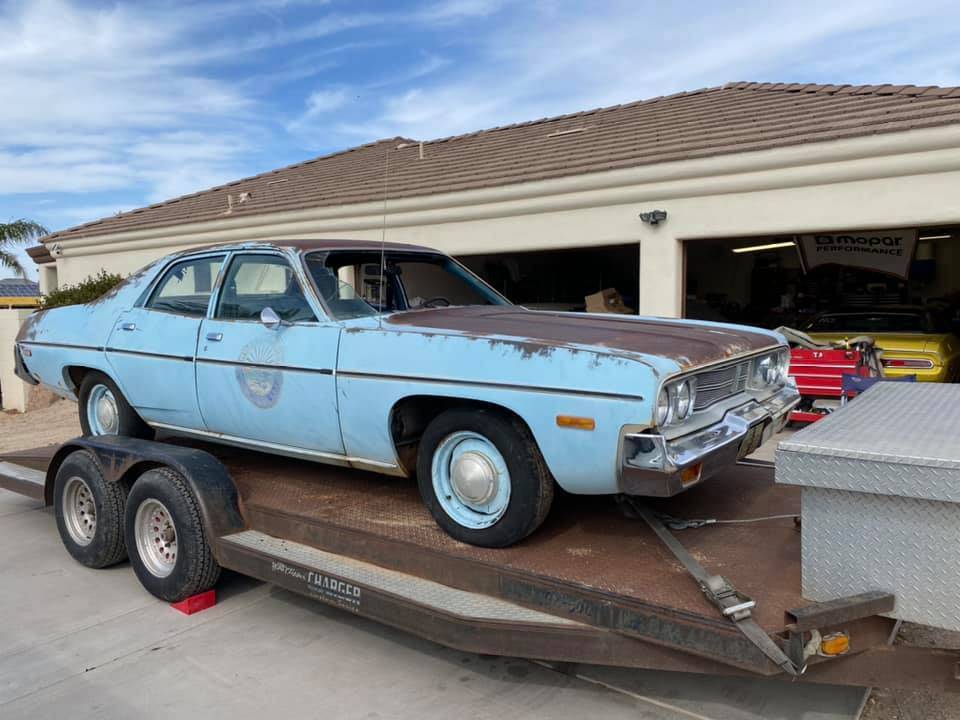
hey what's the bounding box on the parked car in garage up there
[803,306,960,382]
[14,240,798,546]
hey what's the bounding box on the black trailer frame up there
[1,435,957,694]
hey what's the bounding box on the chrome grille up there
[692,360,750,411]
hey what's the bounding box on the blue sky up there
[3,0,960,278]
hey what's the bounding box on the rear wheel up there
[78,371,152,438]
[53,450,128,568]
[417,408,554,548]
[125,468,220,602]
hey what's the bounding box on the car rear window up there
[146,256,224,317]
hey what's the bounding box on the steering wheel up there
[419,297,452,308]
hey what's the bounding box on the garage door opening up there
[685,228,960,382]
[685,229,960,330]
[460,243,638,313]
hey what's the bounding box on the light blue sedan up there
[15,240,798,547]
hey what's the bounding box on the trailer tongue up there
[1,438,956,694]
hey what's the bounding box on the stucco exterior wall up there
[0,309,32,412]
[45,125,960,319]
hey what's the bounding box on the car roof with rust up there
[178,238,439,256]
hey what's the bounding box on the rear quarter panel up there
[336,322,664,494]
[16,262,161,399]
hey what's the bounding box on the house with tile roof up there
[0,278,40,309]
[26,81,960,324]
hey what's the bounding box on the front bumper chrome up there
[619,384,800,497]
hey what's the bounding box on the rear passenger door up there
[195,252,344,456]
[106,253,225,429]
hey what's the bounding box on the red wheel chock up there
[171,589,217,615]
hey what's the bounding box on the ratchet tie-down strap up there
[626,500,805,676]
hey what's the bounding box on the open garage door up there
[459,243,638,313]
[684,228,960,382]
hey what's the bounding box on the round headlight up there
[675,380,692,420]
[655,386,670,426]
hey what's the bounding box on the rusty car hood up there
[385,306,779,369]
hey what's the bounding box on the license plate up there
[737,423,766,459]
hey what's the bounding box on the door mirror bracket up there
[260,307,283,330]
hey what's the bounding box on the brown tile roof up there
[43,81,960,244]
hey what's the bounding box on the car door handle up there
[206,332,223,342]
[120,322,136,331]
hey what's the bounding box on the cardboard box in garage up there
[585,288,633,314]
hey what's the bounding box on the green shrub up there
[42,270,125,309]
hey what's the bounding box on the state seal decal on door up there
[235,338,284,409]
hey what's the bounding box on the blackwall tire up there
[124,468,220,602]
[53,450,128,568]
[78,371,153,439]
[417,408,554,548]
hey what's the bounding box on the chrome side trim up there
[148,422,402,475]
[106,347,193,362]
[196,357,334,375]
[20,341,104,352]
[336,370,643,401]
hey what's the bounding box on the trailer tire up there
[125,467,220,602]
[78,371,153,439]
[54,450,129,568]
[417,408,554,548]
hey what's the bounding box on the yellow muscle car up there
[804,307,960,382]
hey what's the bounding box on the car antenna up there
[377,146,390,331]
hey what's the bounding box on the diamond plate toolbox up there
[776,383,960,631]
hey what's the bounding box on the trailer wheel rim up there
[87,384,119,435]
[62,476,97,546]
[134,499,178,578]
[432,431,510,529]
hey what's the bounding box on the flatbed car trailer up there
[0,435,956,694]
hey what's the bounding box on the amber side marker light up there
[556,415,596,430]
[820,632,850,656]
[680,463,703,487]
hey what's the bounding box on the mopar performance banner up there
[798,229,917,279]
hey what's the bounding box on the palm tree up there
[0,219,48,277]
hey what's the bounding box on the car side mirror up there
[260,306,282,330]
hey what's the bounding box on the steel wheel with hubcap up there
[86,384,119,435]
[417,407,554,548]
[432,431,511,529]
[134,498,178,578]
[77,371,154,439]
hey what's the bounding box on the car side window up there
[216,254,317,323]
[145,256,224,317]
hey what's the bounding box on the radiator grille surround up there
[691,360,751,411]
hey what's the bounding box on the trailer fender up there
[45,436,245,545]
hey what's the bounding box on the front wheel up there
[417,408,554,548]
[125,468,221,602]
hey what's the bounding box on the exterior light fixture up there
[731,241,795,254]
[639,210,668,225]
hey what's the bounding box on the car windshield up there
[304,250,510,320]
[805,311,940,334]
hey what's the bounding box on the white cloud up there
[324,0,960,143]
[0,0,258,205]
